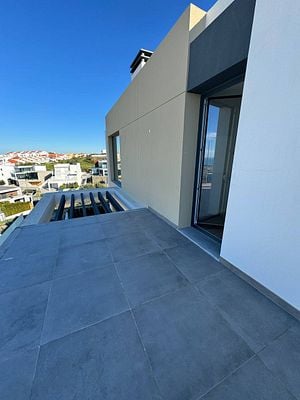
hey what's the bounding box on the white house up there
[46,163,85,190]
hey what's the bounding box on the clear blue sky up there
[0,0,217,154]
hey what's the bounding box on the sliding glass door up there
[195,95,241,240]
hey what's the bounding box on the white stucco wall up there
[221,0,300,309]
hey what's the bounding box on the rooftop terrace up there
[0,208,299,399]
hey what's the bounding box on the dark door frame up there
[191,75,244,242]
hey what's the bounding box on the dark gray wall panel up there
[188,0,256,93]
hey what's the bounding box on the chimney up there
[130,49,153,80]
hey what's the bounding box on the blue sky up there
[0,0,217,154]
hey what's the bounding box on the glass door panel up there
[196,96,241,240]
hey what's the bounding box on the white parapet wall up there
[0,215,24,247]
[221,0,300,310]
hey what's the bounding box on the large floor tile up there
[54,239,112,278]
[146,224,190,250]
[0,228,22,259]
[0,282,50,361]
[197,269,296,352]
[59,223,104,247]
[202,356,295,400]
[107,231,160,262]
[101,217,141,238]
[134,287,253,400]
[116,252,188,307]
[41,266,128,344]
[3,228,59,259]
[165,243,224,283]
[0,254,56,295]
[259,323,300,399]
[0,348,38,400]
[32,312,161,400]
[131,212,183,245]
[130,209,160,225]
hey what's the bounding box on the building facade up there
[46,163,87,190]
[9,165,51,192]
[106,0,300,311]
[0,185,32,205]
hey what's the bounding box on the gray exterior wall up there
[188,0,256,93]
[106,6,205,227]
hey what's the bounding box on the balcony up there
[0,208,299,399]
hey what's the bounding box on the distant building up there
[90,149,107,159]
[0,157,15,185]
[10,165,51,190]
[91,159,109,185]
[92,160,108,177]
[0,185,31,204]
[6,150,50,164]
[46,163,87,190]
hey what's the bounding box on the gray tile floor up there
[0,208,299,400]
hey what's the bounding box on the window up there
[111,133,122,184]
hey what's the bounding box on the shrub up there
[0,201,32,217]
[59,182,79,190]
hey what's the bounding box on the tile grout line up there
[256,325,295,356]
[134,284,194,309]
[28,346,41,399]
[0,277,54,298]
[0,248,60,299]
[112,232,190,288]
[194,268,226,285]
[129,309,165,400]
[113,261,165,400]
[52,261,114,282]
[111,246,162,264]
[163,246,216,285]
[39,251,58,346]
[0,227,23,259]
[161,248,194,283]
[257,355,299,400]
[41,229,130,346]
[162,247,224,286]
[195,280,298,355]
[39,307,131,347]
[255,325,299,400]
[1,244,114,297]
[112,234,207,310]
[194,283,260,353]
[195,354,257,400]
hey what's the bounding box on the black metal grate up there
[51,191,124,222]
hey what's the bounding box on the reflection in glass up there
[197,96,241,239]
[112,134,122,183]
